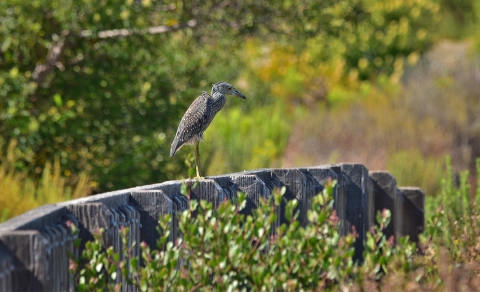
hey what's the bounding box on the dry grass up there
[0,139,92,222]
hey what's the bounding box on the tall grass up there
[387,149,445,196]
[426,157,480,261]
[0,140,92,222]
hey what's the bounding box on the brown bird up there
[170,82,246,178]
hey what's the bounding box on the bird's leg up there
[194,140,203,178]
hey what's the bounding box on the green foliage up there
[69,227,121,291]
[242,0,439,108]
[341,0,440,80]
[436,0,480,39]
[72,180,455,290]
[0,0,444,191]
[0,139,91,222]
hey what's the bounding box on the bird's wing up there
[170,92,211,156]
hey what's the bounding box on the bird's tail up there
[170,138,181,157]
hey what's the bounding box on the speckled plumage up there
[170,82,246,177]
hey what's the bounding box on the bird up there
[170,82,246,178]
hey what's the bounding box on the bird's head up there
[212,82,246,99]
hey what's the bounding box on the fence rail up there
[0,163,424,291]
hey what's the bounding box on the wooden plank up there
[66,203,116,250]
[268,169,308,226]
[231,170,283,232]
[211,175,252,214]
[299,166,339,226]
[117,205,140,291]
[0,248,14,292]
[333,164,374,261]
[369,171,400,242]
[0,204,67,233]
[149,180,228,207]
[330,166,348,236]
[241,169,283,192]
[62,190,134,289]
[0,212,78,292]
[118,205,141,259]
[130,190,175,250]
[62,191,130,209]
[40,225,70,292]
[171,195,189,246]
[212,173,282,239]
[398,187,425,244]
[0,230,49,291]
[67,202,140,290]
[209,176,242,202]
[212,173,276,213]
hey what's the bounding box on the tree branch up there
[79,19,198,39]
[32,19,198,88]
[32,34,70,87]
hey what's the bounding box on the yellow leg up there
[194,141,203,178]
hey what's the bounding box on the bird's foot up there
[193,176,205,180]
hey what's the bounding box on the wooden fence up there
[0,163,424,291]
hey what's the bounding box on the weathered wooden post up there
[299,166,339,226]
[226,170,284,233]
[332,164,374,261]
[398,187,425,244]
[130,190,187,249]
[370,171,402,242]
[275,169,307,222]
[212,173,273,216]
[0,205,78,292]
[0,248,14,291]
[64,190,141,290]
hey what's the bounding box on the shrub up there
[71,180,443,291]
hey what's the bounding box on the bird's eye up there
[228,87,232,90]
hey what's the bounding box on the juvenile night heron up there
[170,82,246,178]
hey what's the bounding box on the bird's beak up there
[233,89,246,99]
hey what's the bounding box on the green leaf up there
[366,234,375,251]
[53,93,63,107]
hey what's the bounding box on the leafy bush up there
[71,180,448,291]
[71,158,480,291]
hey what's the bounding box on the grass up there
[0,139,92,222]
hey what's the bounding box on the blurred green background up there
[1,0,479,221]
